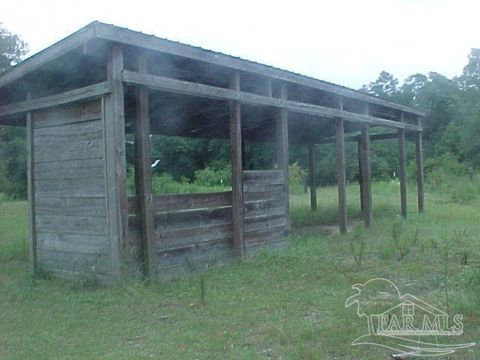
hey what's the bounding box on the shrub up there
[289,162,307,194]
[152,173,229,194]
[424,154,479,203]
[152,174,187,194]
[194,166,231,187]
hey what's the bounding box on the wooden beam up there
[26,92,37,276]
[229,71,245,259]
[336,97,347,234]
[0,82,110,119]
[317,131,406,145]
[308,143,317,211]
[94,22,424,117]
[398,113,407,218]
[277,84,290,230]
[415,127,425,213]
[134,54,155,277]
[104,44,128,276]
[121,70,421,131]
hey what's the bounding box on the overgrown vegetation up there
[1,179,479,359]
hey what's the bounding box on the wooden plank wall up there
[33,100,112,279]
[243,170,289,257]
[127,171,288,276]
[128,191,234,277]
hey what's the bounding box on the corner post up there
[415,119,425,213]
[26,91,37,276]
[398,112,407,218]
[336,97,347,234]
[308,143,317,211]
[134,53,155,277]
[105,44,128,277]
[277,83,290,231]
[230,71,245,259]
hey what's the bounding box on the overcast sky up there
[2,0,479,89]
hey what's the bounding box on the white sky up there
[1,0,479,89]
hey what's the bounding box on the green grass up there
[1,182,479,359]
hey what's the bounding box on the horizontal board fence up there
[128,171,289,277]
[128,191,234,276]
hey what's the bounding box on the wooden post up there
[277,84,290,230]
[398,112,407,218]
[358,103,372,228]
[230,71,245,259]
[134,54,155,277]
[357,140,364,212]
[308,143,317,211]
[104,44,128,276]
[360,125,372,228]
[26,91,37,276]
[336,97,347,234]
[415,126,425,213]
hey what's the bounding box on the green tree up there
[0,23,27,73]
[0,24,28,198]
[361,71,399,99]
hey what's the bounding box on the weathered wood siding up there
[127,171,288,277]
[32,100,112,279]
[128,191,234,277]
[243,170,289,256]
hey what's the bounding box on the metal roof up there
[0,21,425,117]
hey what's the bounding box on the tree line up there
[0,24,479,198]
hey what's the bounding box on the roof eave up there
[0,21,425,118]
[0,22,97,89]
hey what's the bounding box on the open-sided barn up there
[0,22,425,282]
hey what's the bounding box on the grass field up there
[0,181,479,359]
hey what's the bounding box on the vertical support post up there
[104,44,128,276]
[26,91,37,276]
[357,139,364,212]
[336,97,347,234]
[134,54,155,277]
[229,71,245,259]
[398,112,407,218]
[415,123,425,213]
[359,103,372,228]
[360,129,372,228]
[308,143,317,211]
[277,84,290,231]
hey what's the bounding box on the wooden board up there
[35,177,105,197]
[37,232,109,255]
[32,100,102,128]
[37,248,110,275]
[34,158,105,180]
[154,241,235,278]
[36,214,107,236]
[35,196,107,217]
[128,191,231,214]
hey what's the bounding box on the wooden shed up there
[0,22,425,282]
